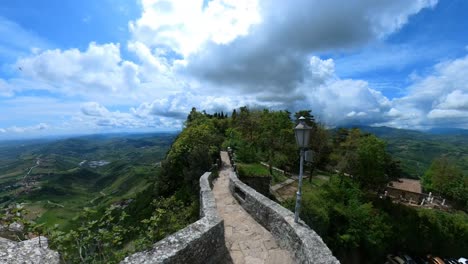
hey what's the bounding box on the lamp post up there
[294,116,312,223]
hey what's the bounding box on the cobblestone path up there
[213,151,293,264]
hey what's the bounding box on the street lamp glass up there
[294,117,312,148]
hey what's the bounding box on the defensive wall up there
[121,171,227,264]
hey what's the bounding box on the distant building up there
[386,178,424,204]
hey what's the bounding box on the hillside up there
[350,126,468,178]
[0,133,176,229]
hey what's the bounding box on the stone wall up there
[229,169,340,264]
[121,172,226,264]
[238,175,271,198]
[0,236,60,264]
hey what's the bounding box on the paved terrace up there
[213,151,293,264]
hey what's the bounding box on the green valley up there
[355,126,468,178]
[0,133,176,229]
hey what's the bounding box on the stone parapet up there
[238,175,272,198]
[0,236,60,264]
[229,169,340,264]
[121,172,226,264]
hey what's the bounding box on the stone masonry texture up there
[227,152,340,264]
[121,172,227,264]
[0,236,60,264]
[215,151,293,264]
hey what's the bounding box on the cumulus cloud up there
[388,55,468,128]
[305,78,392,125]
[131,90,253,119]
[14,42,141,100]
[9,0,468,137]
[78,102,164,129]
[129,0,261,57]
[81,102,111,117]
[179,0,437,95]
[436,90,468,111]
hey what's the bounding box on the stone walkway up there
[213,152,293,264]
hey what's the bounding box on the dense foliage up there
[329,128,401,190]
[422,157,468,209]
[47,195,198,263]
[226,108,467,263]
[155,108,225,199]
[227,107,297,173]
[284,176,468,263]
[357,126,468,178]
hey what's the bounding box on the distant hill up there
[0,133,176,229]
[426,127,468,135]
[345,125,468,178]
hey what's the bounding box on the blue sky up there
[1,0,468,139]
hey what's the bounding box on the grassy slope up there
[237,163,289,185]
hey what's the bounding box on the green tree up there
[294,110,316,127]
[331,129,390,190]
[423,157,468,209]
[285,176,392,263]
[307,124,331,182]
[423,157,462,194]
[258,110,295,175]
[158,113,222,197]
[331,128,360,184]
[355,134,388,190]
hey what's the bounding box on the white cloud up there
[81,102,111,117]
[306,78,392,125]
[14,42,142,100]
[427,109,468,119]
[127,41,169,74]
[436,90,468,110]
[131,90,251,119]
[8,0,468,137]
[78,102,163,129]
[129,0,261,57]
[308,57,336,83]
[181,0,437,96]
[386,108,402,118]
[387,54,468,128]
[1,123,49,134]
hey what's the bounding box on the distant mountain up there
[339,125,468,178]
[348,125,425,138]
[426,127,468,135]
